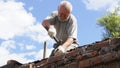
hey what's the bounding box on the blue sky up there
[0,0,120,66]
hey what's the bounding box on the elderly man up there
[42,1,79,57]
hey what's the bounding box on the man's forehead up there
[59,6,70,12]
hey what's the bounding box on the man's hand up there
[48,25,56,38]
[55,46,65,56]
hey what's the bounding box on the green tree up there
[97,8,120,39]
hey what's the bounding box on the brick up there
[79,59,91,68]
[90,56,102,66]
[69,62,78,68]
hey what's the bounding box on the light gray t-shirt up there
[45,11,77,44]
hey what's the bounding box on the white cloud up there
[26,45,36,50]
[26,23,51,43]
[18,43,25,50]
[1,40,16,49]
[0,1,35,40]
[0,47,9,56]
[0,0,51,42]
[0,51,35,66]
[83,0,120,11]
[0,47,53,66]
[0,43,53,66]
[29,6,33,11]
[107,1,120,13]
[0,0,52,66]
[0,41,35,66]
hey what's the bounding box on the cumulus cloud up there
[83,0,120,11]
[0,40,53,66]
[107,1,120,13]
[26,45,36,50]
[0,40,35,66]
[26,23,50,43]
[0,47,9,56]
[29,6,33,11]
[1,40,16,49]
[0,0,35,40]
[0,0,52,66]
[0,50,36,66]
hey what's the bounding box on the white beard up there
[58,16,70,22]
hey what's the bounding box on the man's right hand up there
[48,25,56,38]
[54,45,65,56]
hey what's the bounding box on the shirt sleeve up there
[44,11,58,25]
[67,14,77,40]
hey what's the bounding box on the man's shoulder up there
[70,14,76,20]
[45,11,58,20]
[69,14,77,23]
[51,11,58,17]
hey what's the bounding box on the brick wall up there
[18,37,120,68]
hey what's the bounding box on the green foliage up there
[97,8,120,39]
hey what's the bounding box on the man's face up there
[58,6,70,21]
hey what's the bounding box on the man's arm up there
[62,38,74,49]
[42,20,50,31]
[42,20,56,38]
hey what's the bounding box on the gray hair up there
[58,1,73,12]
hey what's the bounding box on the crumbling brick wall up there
[2,37,120,68]
[34,37,120,68]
